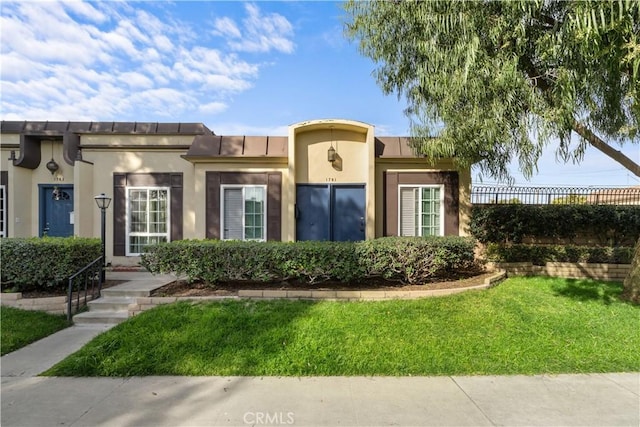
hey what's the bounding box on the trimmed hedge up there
[470,204,640,246]
[485,243,634,266]
[0,237,102,292]
[141,237,478,285]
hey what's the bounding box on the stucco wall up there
[287,119,376,241]
[2,120,472,267]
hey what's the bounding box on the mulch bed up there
[151,270,496,297]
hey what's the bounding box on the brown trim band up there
[206,172,282,241]
[81,145,192,150]
[384,171,459,236]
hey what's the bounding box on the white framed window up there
[0,185,5,238]
[398,185,444,236]
[221,185,267,241]
[126,187,170,255]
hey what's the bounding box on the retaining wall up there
[491,262,630,281]
[128,271,506,316]
[0,293,96,316]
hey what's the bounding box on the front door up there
[40,185,74,237]
[296,184,365,241]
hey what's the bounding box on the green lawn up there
[1,306,70,355]
[45,277,640,376]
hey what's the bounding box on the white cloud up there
[63,1,109,24]
[118,72,154,89]
[213,16,242,39]
[199,102,228,115]
[0,1,295,122]
[213,3,295,54]
[203,74,253,92]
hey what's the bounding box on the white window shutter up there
[399,187,417,236]
[223,188,243,240]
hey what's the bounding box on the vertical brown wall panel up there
[170,173,183,241]
[1,171,8,237]
[267,172,282,241]
[113,174,127,256]
[206,172,221,239]
[384,172,399,236]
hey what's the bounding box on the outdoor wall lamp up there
[46,141,60,174]
[328,126,337,163]
[327,145,336,163]
[94,193,112,283]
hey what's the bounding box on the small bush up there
[357,237,477,283]
[485,243,634,265]
[141,237,478,285]
[470,205,640,246]
[0,237,102,292]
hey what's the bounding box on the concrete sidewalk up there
[1,374,638,426]
[1,271,638,426]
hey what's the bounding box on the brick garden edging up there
[128,270,506,316]
[0,293,97,316]
[491,262,630,281]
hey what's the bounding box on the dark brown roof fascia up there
[0,121,214,135]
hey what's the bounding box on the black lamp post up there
[94,193,111,283]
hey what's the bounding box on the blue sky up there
[1,1,638,187]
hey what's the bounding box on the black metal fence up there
[471,186,640,205]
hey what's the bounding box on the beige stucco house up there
[0,119,471,266]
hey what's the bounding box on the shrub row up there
[140,237,478,285]
[470,204,640,246]
[485,243,634,266]
[0,237,102,292]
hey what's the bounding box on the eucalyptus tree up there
[345,0,640,302]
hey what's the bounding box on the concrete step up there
[101,288,151,298]
[88,297,135,312]
[73,311,129,325]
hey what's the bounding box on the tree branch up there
[573,121,640,177]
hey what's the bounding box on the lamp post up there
[94,193,112,283]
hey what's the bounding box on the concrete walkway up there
[1,271,639,426]
[2,374,638,426]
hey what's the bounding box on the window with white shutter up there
[221,185,266,241]
[398,185,444,236]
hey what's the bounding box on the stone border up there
[128,270,506,316]
[490,262,630,281]
[0,293,97,316]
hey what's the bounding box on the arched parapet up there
[285,119,376,241]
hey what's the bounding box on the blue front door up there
[295,185,331,241]
[332,185,366,242]
[296,184,365,241]
[40,185,74,237]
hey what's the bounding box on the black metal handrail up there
[67,256,103,321]
[471,186,640,205]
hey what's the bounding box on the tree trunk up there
[572,121,640,178]
[622,237,640,304]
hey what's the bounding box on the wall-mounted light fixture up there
[46,141,59,174]
[328,126,337,163]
